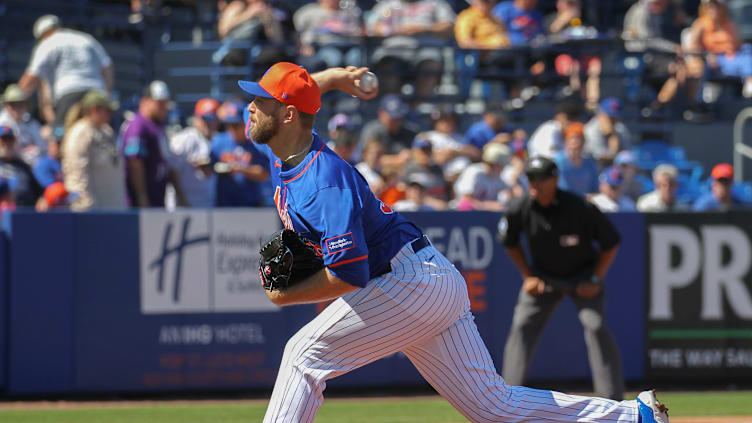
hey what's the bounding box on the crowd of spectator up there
[1,2,752,218]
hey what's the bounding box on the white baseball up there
[359,72,378,93]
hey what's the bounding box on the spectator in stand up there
[120,81,185,208]
[637,163,686,212]
[454,0,510,51]
[491,0,546,100]
[405,136,447,198]
[613,151,643,201]
[168,98,220,208]
[590,166,637,212]
[393,172,446,211]
[693,163,746,211]
[211,101,270,207]
[454,143,512,211]
[623,0,690,118]
[329,129,357,164]
[554,122,599,196]
[464,103,514,150]
[357,95,420,168]
[0,84,47,166]
[216,0,294,74]
[584,98,632,165]
[686,0,752,99]
[421,107,481,180]
[366,0,456,98]
[493,0,544,46]
[63,91,126,211]
[0,126,44,208]
[355,139,385,195]
[502,137,529,199]
[546,0,602,109]
[294,0,363,70]
[528,102,580,159]
[33,138,62,188]
[18,15,114,130]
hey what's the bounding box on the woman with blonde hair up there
[62,91,127,211]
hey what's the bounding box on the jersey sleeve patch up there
[325,232,356,255]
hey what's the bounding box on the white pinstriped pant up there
[263,241,640,422]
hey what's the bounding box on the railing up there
[733,107,752,183]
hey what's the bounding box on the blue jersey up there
[492,1,544,46]
[210,132,270,207]
[257,132,422,287]
[33,156,63,188]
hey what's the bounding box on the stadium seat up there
[632,141,704,182]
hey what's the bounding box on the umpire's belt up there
[376,235,430,277]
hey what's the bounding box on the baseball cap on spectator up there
[143,80,171,101]
[328,113,352,132]
[482,143,511,166]
[221,101,245,124]
[711,163,733,181]
[564,122,585,140]
[526,156,559,181]
[406,171,442,190]
[412,137,432,150]
[238,62,321,115]
[33,14,60,39]
[1,84,29,104]
[600,166,624,186]
[44,182,77,207]
[194,98,219,120]
[701,0,725,4]
[379,95,408,119]
[81,90,118,111]
[614,150,637,166]
[599,97,622,118]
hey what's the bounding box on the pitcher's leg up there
[264,262,463,423]
[403,312,640,423]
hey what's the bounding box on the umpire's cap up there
[525,156,559,181]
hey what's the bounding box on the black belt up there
[375,235,430,277]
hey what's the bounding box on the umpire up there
[497,156,624,400]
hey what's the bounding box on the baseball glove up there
[259,229,324,291]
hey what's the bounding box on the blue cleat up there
[637,390,669,423]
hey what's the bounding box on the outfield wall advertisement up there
[645,212,752,380]
[2,209,657,394]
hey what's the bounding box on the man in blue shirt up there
[492,0,545,46]
[464,103,514,150]
[239,63,668,423]
[210,101,270,207]
[693,163,746,211]
[554,122,599,196]
[33,138,62,188]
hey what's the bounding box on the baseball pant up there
[502,286,625,400]
[264,240,639,422]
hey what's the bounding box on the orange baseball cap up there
[564,122,585,140]
[44,181,74,207]
[238,62,321,115]
[194,98,219,118]
[711,163,734,180]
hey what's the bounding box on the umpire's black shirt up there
[499,189,620,278]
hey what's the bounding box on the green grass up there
[0,392,750,422]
